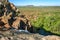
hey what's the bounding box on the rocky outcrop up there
[0,30,43,40]
[0,0,32,32]
[0,30,60,40]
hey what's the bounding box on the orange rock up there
[12,15,31,31]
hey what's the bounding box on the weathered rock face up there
[0,30,60,40]
[0,0,18,30]
[0,0,32,31]
[0,30,44,40]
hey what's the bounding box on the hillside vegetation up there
[18,6,60,35]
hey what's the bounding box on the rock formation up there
[0,0,32,32]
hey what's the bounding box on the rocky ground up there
[0,30,60,40]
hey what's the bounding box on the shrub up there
[44,14,60,34]
[31,12,60,35]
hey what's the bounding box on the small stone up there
[0,37,5,40]
[28,37,35,40]
[5,37,9,40]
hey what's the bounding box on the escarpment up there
[0,0,33,32]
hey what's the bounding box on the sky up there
[9,0,60,6]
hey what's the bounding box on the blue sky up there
[9,0,60,6]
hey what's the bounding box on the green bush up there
[31,12,60,35]
[44,15,60,34]
[31,16,44,29]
